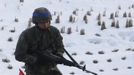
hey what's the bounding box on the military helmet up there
[32,7,52,24]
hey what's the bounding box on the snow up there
[0,0,134,75]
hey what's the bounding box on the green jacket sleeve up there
[14,31,28,62]
[14,31,37,64]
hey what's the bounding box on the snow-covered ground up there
[0,0,134,75]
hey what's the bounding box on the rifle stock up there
[63,48,97,75]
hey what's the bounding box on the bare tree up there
[129,19,133,27]
[115,20,119,28]
[97,13,101,20]
[110,13,114,19]
[20,0,24,3]
[87,11,91,16]
[67,27,72,34]
[69,15,73,23]
[101,21,106,30]
[123,12,127,18]
[14,17,19,22]
[80,29,85,35]
[103,11,106,17]
[55,15,60,23]
[126,19,129,28]
[128,12,131,17]
[83,15,88,24]
[60,26,65,33]
[132,4,134,8]
[115,11,119,17]
[118,5,121,10]
[27,18,32,28]
[111,20,116,27]
[97,20,101,26]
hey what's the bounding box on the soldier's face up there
[38,20,50,29]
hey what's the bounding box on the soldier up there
[14,7,75,75]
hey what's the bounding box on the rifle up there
[48,28,97,75]
[63,48,97,75]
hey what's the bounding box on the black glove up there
[24,55,37,65]
[37,50,61,64]
[37,53,53,64]
[58,57,75,66]
[36,50,75,66]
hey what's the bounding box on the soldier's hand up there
[37,50,62,64]
[58,57,75,66]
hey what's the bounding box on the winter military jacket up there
[14,25,64,75]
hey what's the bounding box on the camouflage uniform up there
[14,25,64,75]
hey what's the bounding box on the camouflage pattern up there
[15,25,64,75]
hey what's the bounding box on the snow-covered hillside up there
[0,0,134,75]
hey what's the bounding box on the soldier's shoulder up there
[21,26,36,36]
[49,26,59,32]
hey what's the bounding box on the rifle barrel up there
[64,48,97,75]
[85,69,97,75]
